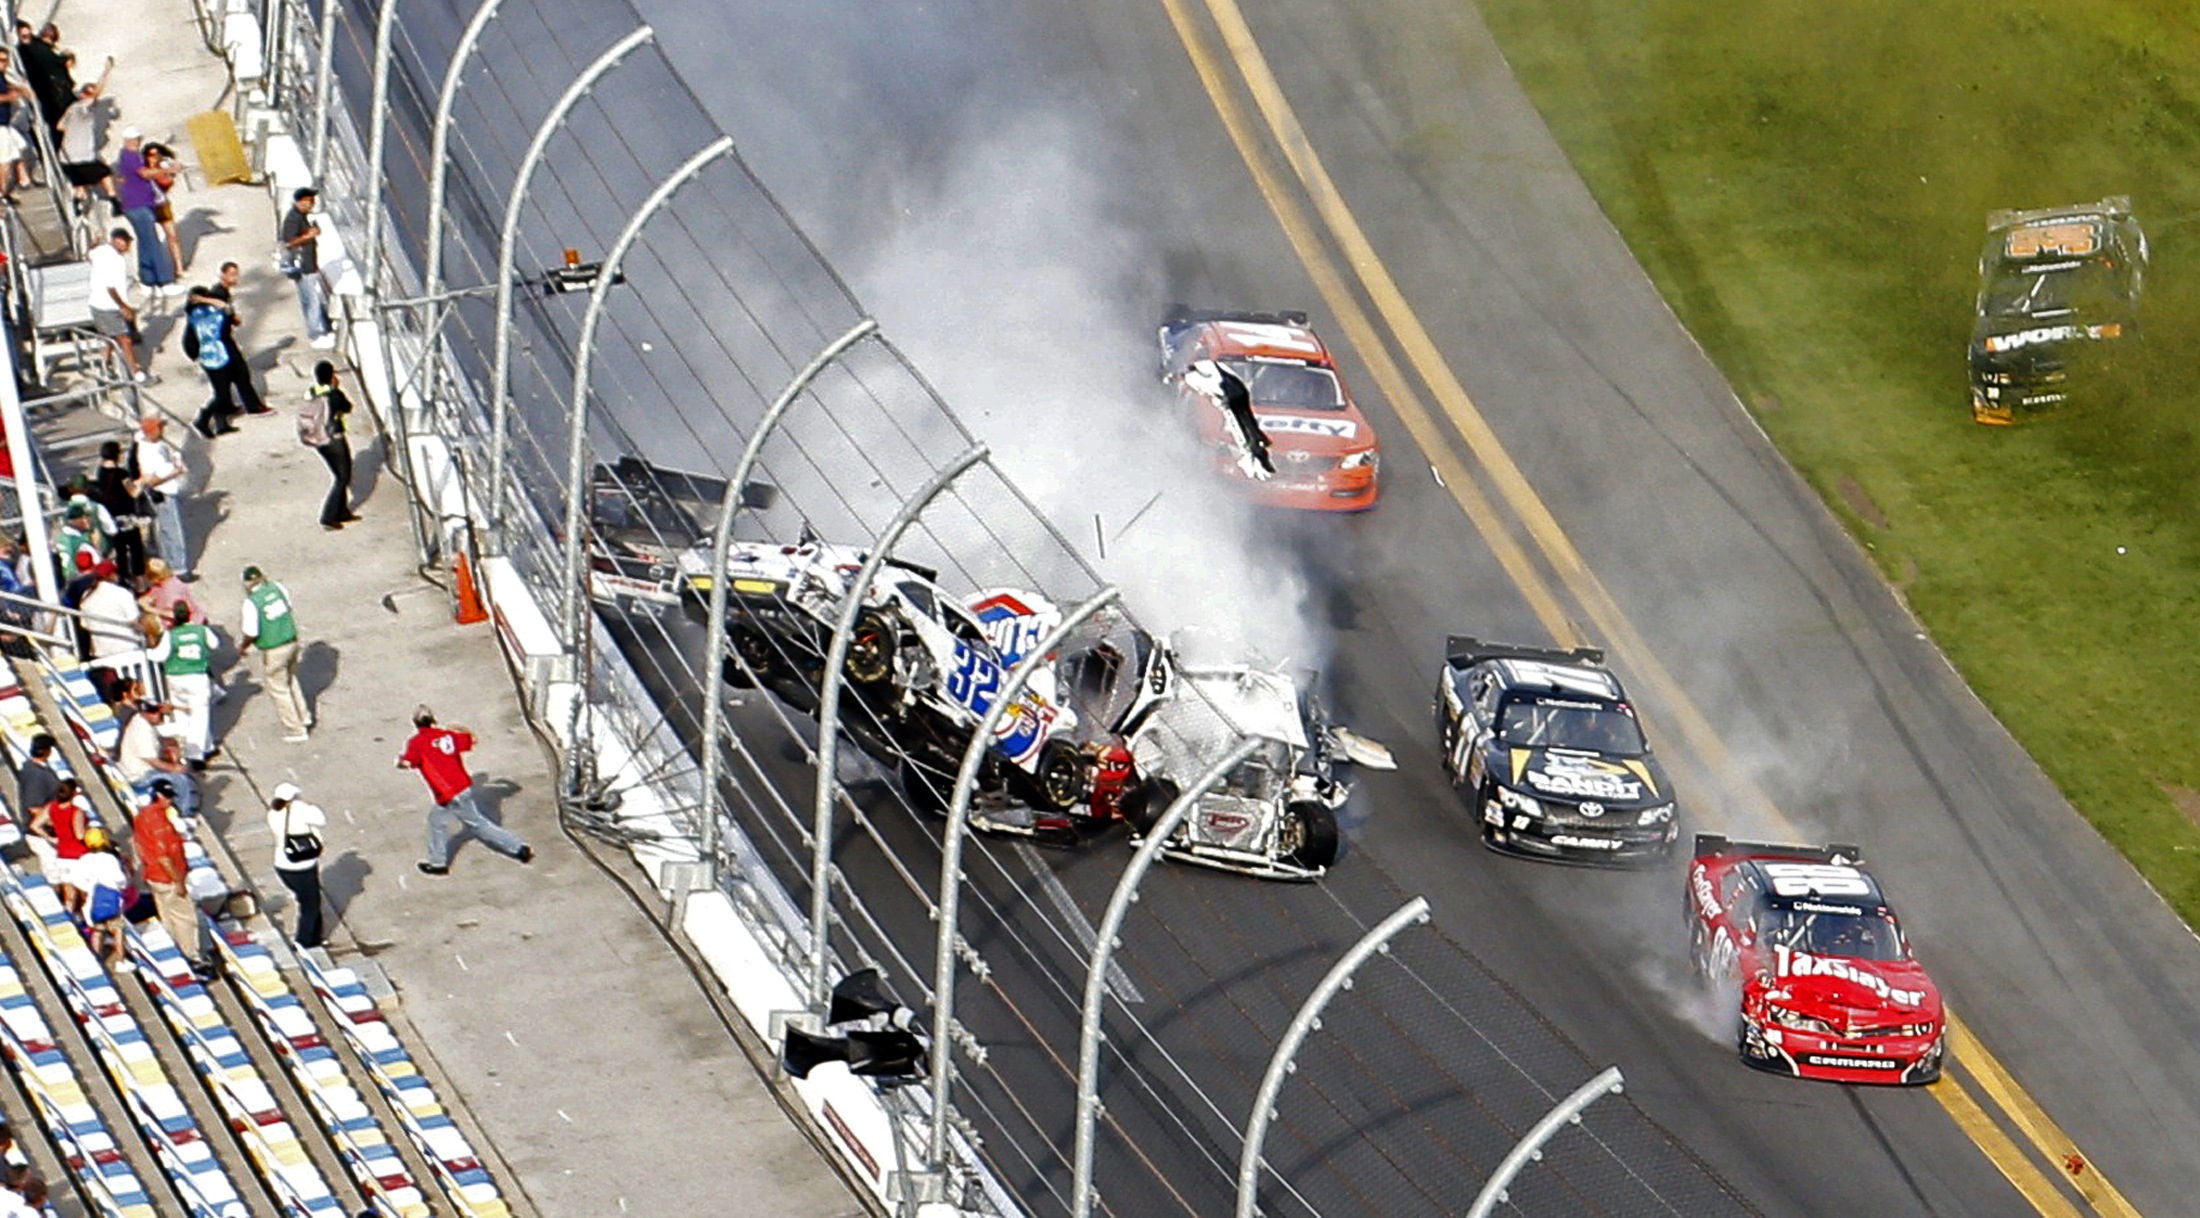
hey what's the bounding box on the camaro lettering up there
[1804,1055,1901,1070]
[1773,945,1926,1007]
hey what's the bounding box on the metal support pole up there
[360,0,401,297]
[309,0,339,179]
[0,354,56,608]
[261,0,285,102]
[929,587,1121,1163]
[1071,737,1261,1218]
[1236,897,1433,1218]
[557,136,735,648]
[422,0,507,316]
[1465,1067,1626,1218]
[484,25,654,551]
[809,445,989,1006]
[694,320,876,876]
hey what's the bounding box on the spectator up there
[196,262,267,413]
[87,227,148,382]
[113,128,175,295]
[59,549,96,615]
[91,439,149,580]
[54,499,103,570]
[399,704,531,874]
[13,732,58,814]
[54,70,111,205]
[131,413,188,576]
[14,21,66,133]
[76,827,130,972]
[132,779,209,978]
[0,47,31,198]
[25,776,87,915]
[241,564,309,742]
[302,361,358,529]
[115,700,196,817]
[139,557,204,624]
[80,558,139,663]
[183,282,253,437]
[266,782,325,949]
[152,603,218,769]
[278,187,335,350]
[145,140,184,275]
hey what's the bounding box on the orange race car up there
[1158,308,1380,511]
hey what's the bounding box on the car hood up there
[1762,944,1940,1020]
[1250,406,1372,454]
[1498,747,1663,807]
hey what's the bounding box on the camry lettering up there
[1773,945,1926,1007]
[1550,835,1623,851]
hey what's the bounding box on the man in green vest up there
[241,565,310,742]
[154,602,220,767]
[55,501,104,571]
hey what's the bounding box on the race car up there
[1157,307,1380,510]
[581,456,775,610]
[1686,836,1944,1085]
[1968,197,2145,424]
[1109,659,1394,881]
[678,538,1087,811]
[1436,637,1677,864]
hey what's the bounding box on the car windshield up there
[1982,260,2127,322]
[1496,697,1646,756]
[1756,908,1906,963]
[1223,359,1344,410]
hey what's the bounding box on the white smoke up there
[849,108,1324,665]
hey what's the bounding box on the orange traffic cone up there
[453,551,489,625]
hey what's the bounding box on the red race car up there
[1158,308,1380,511]
[1686,835,1944,1085]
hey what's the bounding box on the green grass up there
[1472,1,2200,919]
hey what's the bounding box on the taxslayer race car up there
[1687,836,1944,1085]
[1436,637,1677,864]
[1968,197,2145,424]
[1157,307,1380,510]
[679,539,1087,811]
[1107,658,1395,881]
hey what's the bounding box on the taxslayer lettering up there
[1773,944,1927,1007]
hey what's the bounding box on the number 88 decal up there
[1761,862,1871,897]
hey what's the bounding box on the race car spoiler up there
[1693,833,1863,867]
[1160,305,1311,329]
[1444,636,1606,669]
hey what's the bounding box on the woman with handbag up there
[266,781,326,949]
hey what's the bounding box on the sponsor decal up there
[1577,801,1605,818]
[970,590,1055,664]
[1550,834,1624,851]
[1773,944,1927,1007]
[1522,753,1642,801]
[1690,866,1719,916]
[2005,221,2101,259]
[1205,810,1252,835]
[1791,901,1865,916]
[1257,414,1359,439]
[1982,322,2122,353]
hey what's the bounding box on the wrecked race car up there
[1968,197,2145,424]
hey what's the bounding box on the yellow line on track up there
[1162,0,2140,1213]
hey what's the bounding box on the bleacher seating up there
[0,951,157,1218]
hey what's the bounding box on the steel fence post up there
[360,0,401,298]
[1071,736,1261,1218]
[261,0,284,102]
[557,136,735,649]
[695,319,876,878]
[422,0,506,324]
[808,445,989,1007]
[309,0,339,179]
[929,586,1121,1164]
[1236,896,1432,1218]
[485,25,654,554]
[1464,1066,1626,1218]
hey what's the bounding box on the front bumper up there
[1223,459,1380,512]
[1740,1019,1944,1086]
[1479,798,1677,866]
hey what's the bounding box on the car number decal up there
[2007,221,2100,258]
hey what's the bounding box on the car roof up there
[1733,856,1891,912]
[1198,319,1335,366]
[1488,657,1625,702]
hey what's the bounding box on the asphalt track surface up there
[338,0,2200,1214]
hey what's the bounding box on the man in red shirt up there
[133,779,212,977]
[397,704,531,875]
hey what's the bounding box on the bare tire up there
[1120,777,1180,835]
[1030,740,1088,812]
[843,609,896,687]
[1280,801,1340,869]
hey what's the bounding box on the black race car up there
[1435,637,1677,864]
[1968,197,2145,424]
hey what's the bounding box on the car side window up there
[1471,669,1502,724]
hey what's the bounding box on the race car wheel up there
[1030,740,1088,812]
[1280,801,1340,869]
[1120,777,1181,835]
[725,626,778,687]
[843,609,897,687]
